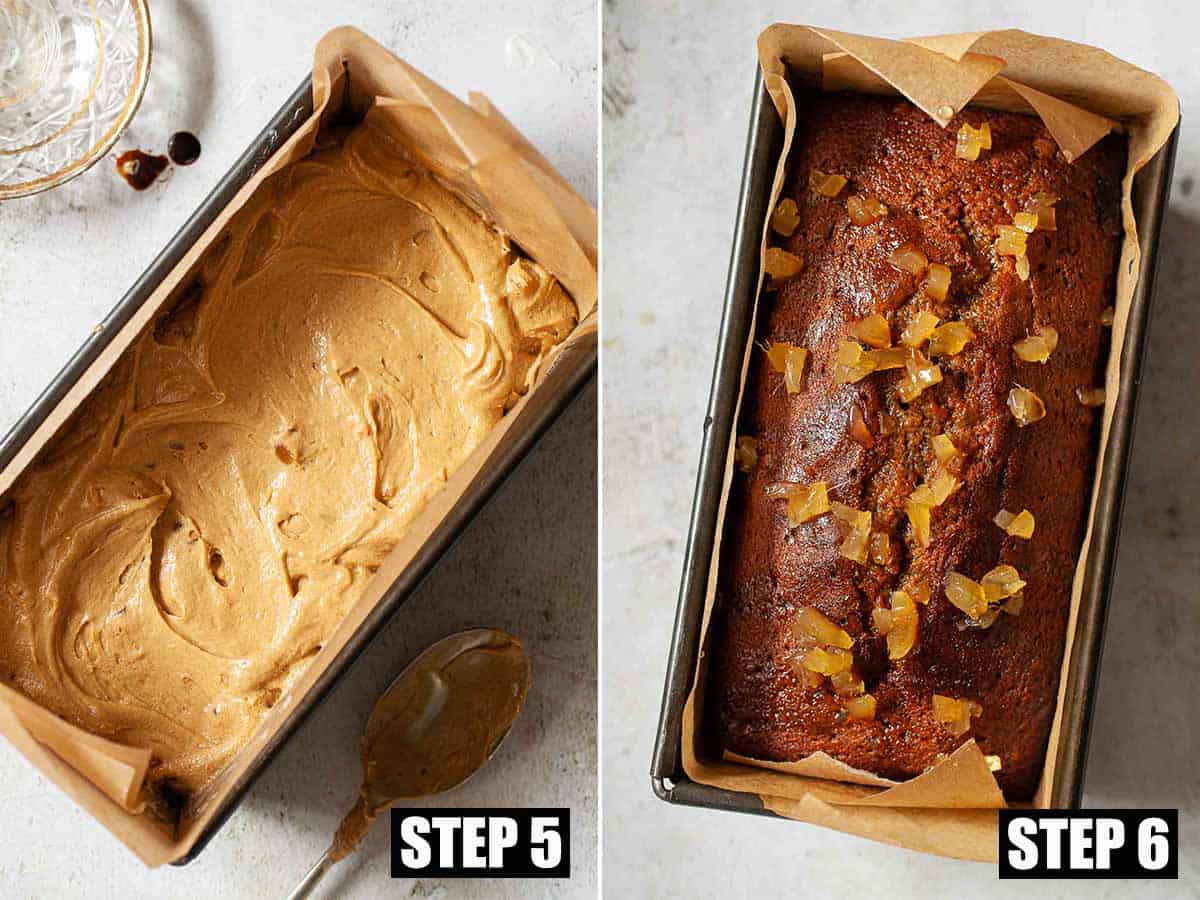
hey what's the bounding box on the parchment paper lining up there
[680,24,1177,862]
[0,27,596,867]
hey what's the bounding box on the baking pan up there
[0,77,597,864]
[651,69,1178,818]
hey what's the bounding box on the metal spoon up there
[285,628,531,900]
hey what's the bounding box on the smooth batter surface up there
[0,121,576,808]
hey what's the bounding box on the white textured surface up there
[603,2,1197,896]
[0,1,596,897]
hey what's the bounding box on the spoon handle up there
[285,848,334,900]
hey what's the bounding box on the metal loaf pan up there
[651,69,1178,821]
[0,77,597,864]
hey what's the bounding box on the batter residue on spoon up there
[330,629,531,861]
[0,119,576,814]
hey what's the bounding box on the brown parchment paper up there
[0,26,596,867]
[680,25,1178,862]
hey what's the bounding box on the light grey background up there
[0,1,596,898]
[603,1,1197,896]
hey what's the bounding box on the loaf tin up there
[0,77,597,864]
[651,70,1178,819]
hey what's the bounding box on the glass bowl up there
[0,0,151,199]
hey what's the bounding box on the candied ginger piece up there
[1008,386,1046,425]
[994,508,1035,539]
[847,195,888,226]
[810,169,848,198]
[955,121,991,161]
[765,247,804,283]
[791,606,853,650]
[834,340,876,384]
[850,314,891,349]
[900,310,939,348]
[785,482,830,526]
[844,694,876,720]
[889,243,928,276]
[1013,327,1058,363]
[926,263,951,301]
[928,321,974,357]
[945,571,988,619]
[771,198,801,236]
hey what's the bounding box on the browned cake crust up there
[708,91,1125,800]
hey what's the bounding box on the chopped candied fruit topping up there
[928,321,974,357]
[771,198,801,236]
[1008,385,1046,426]
[765,341,789,373]
[834,340,876,384]
[868,345,914,371]
[844,693,877,720]
[764,247,804,284]
[787,604,861,691]
[1101,306,1115,326]
[994,508,1035,538]
[1013,211,1039,233]
[985,755,1003,772]
[766,341,808,393]
[905,493,932,548]
[928,468,960,505]
[947,565,1026,627]
[932,694,982,736]
[902,466,957,550]
[981,564,1026,604]
[1076,386,1106,407]
[830,501,871,564]
[791,606,854,650]
[810,169,848,198]
[955,121,992,161]
[1025,192,1058,231]
[931,433,958,463]
[784,346,808,394]
[995,225,1028,257]
[925,263,951,301]
[846,195,888,226]
[889,243,928,276]
[802,646,854,675]
[1013,327,1059,363]
[850,314,891,349]
[900,310,940,348]
[785,482,830,526]
[882,589,919,660]
[945,571,989,619]
[848,406,874,448]
[897,352,942,403]
[734,436,757,473]
[1015,254,1030,282]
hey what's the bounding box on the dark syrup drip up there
[115,149,169,190]
[168,131,202,165]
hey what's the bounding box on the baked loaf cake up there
[709,91,1124,799]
